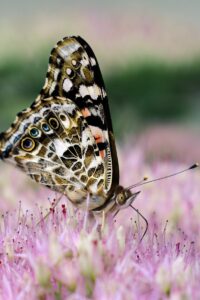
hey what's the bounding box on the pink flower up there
[0,146,199,299]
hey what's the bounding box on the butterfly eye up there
[49,118,59,130]
[30,127,40,138]
[41,123,51,132]
[116,193,125,206]
[21,138,35,152]
[66,68,75,79]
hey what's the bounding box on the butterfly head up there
[114,185,141,209]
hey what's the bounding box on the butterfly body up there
[0,36,139,213]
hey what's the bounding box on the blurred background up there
[1,0,200,165]
[1,4,200,297]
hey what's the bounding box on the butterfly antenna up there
[130,204,148,242]
[127,163,199,191]
[128,176,149,189]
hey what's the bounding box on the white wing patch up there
[63,79,73,92]
[58,42,79,58]
[79,84,100,100]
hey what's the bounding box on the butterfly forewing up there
[0,36,119,210]
[38,36,119,195]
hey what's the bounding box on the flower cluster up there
[0,148,199,299]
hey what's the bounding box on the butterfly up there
[0,36,142,216]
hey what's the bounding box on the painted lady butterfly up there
[0,35,198,240]
[0,36,141,215]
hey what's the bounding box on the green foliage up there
[0,54,200,136]
[106,60,200,135]
[0,52,47,130]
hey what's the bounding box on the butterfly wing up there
[38,36,119,197]
[0,98,107,210]
[0,36,119,210]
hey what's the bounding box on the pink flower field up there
[0,146,199,300]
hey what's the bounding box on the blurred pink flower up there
[138,125,200,164]
[0,145,199,299]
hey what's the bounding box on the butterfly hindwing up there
[0,98,107,209]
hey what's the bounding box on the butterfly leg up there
[92,209,107,237]
[101,210,106,232]
[83,209,96,231]
[95,211,105,238]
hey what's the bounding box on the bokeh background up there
[1,1,200,162]
[1,4,200,298]
[0,0,200,209]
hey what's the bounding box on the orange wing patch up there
[93,128,106,159]
[81,108,91,118]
